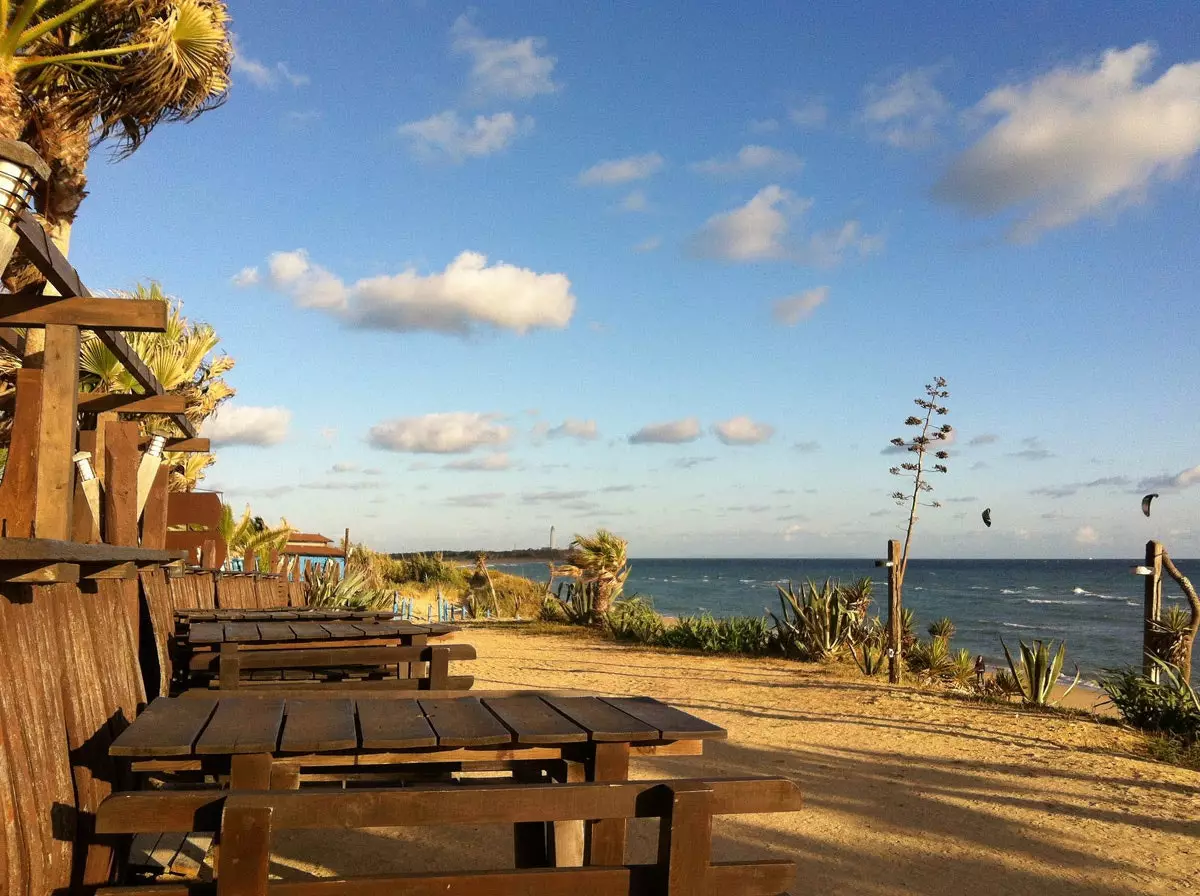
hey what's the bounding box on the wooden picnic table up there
[174,607,403,622]
[181,618,457,646]
[110,691,725,867]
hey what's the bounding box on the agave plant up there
[1153,606,1195,672]
[928,617,956,642]
[771,579,855,661]
[848,620,888,676]
[568,530,631,618]
[1000,638,1081,706]
[305,562,384,610]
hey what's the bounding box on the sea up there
[498,558,1197,685]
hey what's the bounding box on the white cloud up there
[446,452,512,471]
[578,153,664,185]
[369,412,510,454]
[257,249,575,336]
[713,416,775,445]
[450,14,558,101]
[1138,464,1200,492]
[619,190,650,212]
[749,118,780,133]
[789,100,828,128]
[201,405,291,447]
[863,66,948,148]
[331,462,357,473]
[633,235,662,253]
[629,417,701,445]
[691,145,804,176]
[1075,525,1099,546]
[398,110,531,161]
[231,37,309,89]
[933,44,1200,241]
[772,286,829,325]
[688,185,882,265]
[231,266,259,287]
[549,419,598,441]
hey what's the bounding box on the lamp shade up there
[0,139,49,226]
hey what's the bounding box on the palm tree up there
[0,1,232,359]
[218,503,291,572]
[568,529,631,618]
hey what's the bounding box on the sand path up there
[275,628,1199,895]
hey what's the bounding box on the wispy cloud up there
[862,66,948,148]
[1007,437,1053,461]
[201,405,291,447]
[932,44,1200,242]
[674,456,716,469]
[713,416,775,445]
[450,14,559,101]
[793,441,820,453]
[398,110,532,161]
[231,37,309,89]
[691,145,804,176]
[619,190,651,212]
[548,419,599,441]
[968,433,999,446]
[446,452,512,471]
[446,492,506,508]
[630,417,702,445]
[369,412,510,454]
[1137,464,1200,492]
[772,286,829,325]
[789,99,828,128]
[579,153,664,185]
[633,235,662,253]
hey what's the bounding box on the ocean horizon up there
[499,557,1197,684]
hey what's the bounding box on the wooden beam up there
[14,210,198,440]
[0,295,167,332]
[142,437,209,453]
[81,561,138,580]
[0,325,23,356]
[33,324,79,539]
[0,538,183,564]
[0,391,189,414]
[0,561,80,584]
[279,544,346,558]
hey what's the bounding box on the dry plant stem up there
[1160,550,1200,681]
[898,398,937,592]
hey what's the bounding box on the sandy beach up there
[272,627,1200,895]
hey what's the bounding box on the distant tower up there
[549,525,555,550]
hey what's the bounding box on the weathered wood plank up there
[598,698,727,740]
[32,324,79,539]
[0,538,182,563]
[419,698,512,747]
[109,697,217,758]
[542,697,658,742]
[193,699,283,755]
[0,295,167,331]
[483,697,589,745]
[278,699,357,752]
[355,699,437,749]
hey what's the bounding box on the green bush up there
[605,596,666,643]
[1100,659,1200,743]
[771,579,856,661]
[1000,638,1081,706]
[657,614,771,655]
[305,563,385,610]
[541,580,597,625]
[848,618,888,676]
[392,552,469,588]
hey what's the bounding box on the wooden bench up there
[96,776,802,895]
[193,642,476,690]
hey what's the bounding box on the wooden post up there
[139,466,170,549]
[886,539,902,684]
[102,422,140,546]
[0,368,43,537]
[32,324,80,539]
[343,527,350,560]
[1144,540,1164,683]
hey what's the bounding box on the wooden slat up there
[355,698,437,749]
[97,778,802,833]
[77,392,188,414]
[222,622,262,643]
[0,538,182,563]
[0,560,80,583]
[419,698,513,747]
[542,696,659,742]
[145,437,210,453]
[255,622,296,642]
[32,323,79,539]
[659,783,712,895]
[193,644,474,672]
[109,697,217,757]
[0,324,23,355]
[598,698,727,740]
[217,805,271,896]
[483,697,588,745]
[279,544,346,558]
[215,676,474,693]
[95,862,796,896]
[319,622,364,639]
[188,622,224,644]
[193,698,284,754]
[288,622,331,640]
[278,699,358,752]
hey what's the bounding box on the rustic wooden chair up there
[96,776,802,895]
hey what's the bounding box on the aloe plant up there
[771,579,855,661]
[1000,638,1081,706]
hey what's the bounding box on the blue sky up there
[68,1,1200,558]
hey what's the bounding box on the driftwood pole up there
[1143,540,1163,683]
[886,539,902,684]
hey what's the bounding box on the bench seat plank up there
[288,622,331,640]
[110,696,217,757]
[599,697,727,740]
[320,622,364,639]
[356,698,437,749]
[187,622,224,644]
[483,697,589,744]
[255,622,297,641]
[194,698,283,754]
[279,699,358,752]
[419,697,512,747]
[222,622,262,643]
[541,696,659,742]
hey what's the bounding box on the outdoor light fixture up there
[1132,565,1154,576]
[0,139,49,272]
[874,559,894,567]
[72,450,102,531]
[135,433,168,518]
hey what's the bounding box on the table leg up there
[269,761,301,790]
[550,758,586,867]
[230,753,272,790]
[513,765,549,867]
[586,742,631,865]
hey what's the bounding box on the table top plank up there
[598,697,727,740]
[354,621,398,637]
[419,698,512,747]
[541,696,659,742]
[194,698,284,754]
[320,622,365,640]
[109,696,217,757]
[482,696,589,744]
[187,622,224,644]
[356,698,437,749]
[279,699,358,753]
[254,622,296,642]
[288,622,331,640]
[222,622,262,643]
